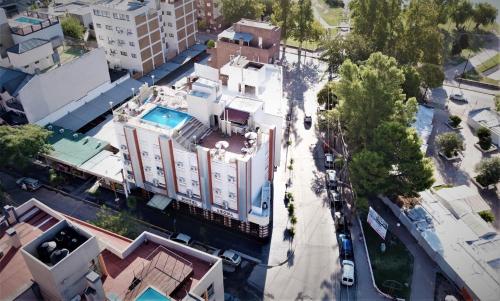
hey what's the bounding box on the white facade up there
[112,61,283,235]
[7,40,54,74]
[16,48,111,123]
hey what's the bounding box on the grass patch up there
[475,53,500,73]
[433,184,453,191]
[463,68,499,86]
[286,38,319,52]
[362,215,413,300]
[312,0,347,26]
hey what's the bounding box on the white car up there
[304,115,312,124]
[341,260,355,286]
[170,233,192,245]
[325,153,334,168]
[449,93,468,103]
[326,169,337,190]
[219,249,242,266]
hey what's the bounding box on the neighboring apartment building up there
[91,0,197,76]
[8,11,64,48]
[112,58,283,238]
[0,198,224,300]
[159,0,197,59]
[195,0,223,32]
[0,48,112,124]
[208,18,281,69]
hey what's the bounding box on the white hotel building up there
[90,0,197,76]
[113,58,283,238]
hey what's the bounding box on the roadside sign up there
[367,207,388,240]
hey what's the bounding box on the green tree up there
[436,132,464,157]
[451,0,473,30]
[349,0,403,55]
[320,33,373,73]
[320,37,346,74]
[220,0,265,24]
[0,125,52,169]
[418,63,445,98]
[206,39,215,48]
[92,205,138,238]
[317,81,338,109]
[372,122,434,196]
[317,109,340,133]
[476,127,492,150]
[292,0,314,56]
[472,3,497,29]
[337,52,409,150]
[402,65,421,100]
[272,0,295,60]
[308,20,325,44]
[475,157,500,187]
[433,0,459,24]
[61,16,84,40]
[350,150,389,196]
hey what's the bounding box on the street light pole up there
[151,74,155,86]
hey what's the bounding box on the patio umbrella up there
[215,140,229,149]
[245,132,257,140]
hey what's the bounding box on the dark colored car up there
[339,235,353,259]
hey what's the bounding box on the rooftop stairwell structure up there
[173,117,212,151]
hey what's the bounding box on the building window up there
[190,166,197,172]
[113,12,118,19]
[169,33,174,38]
[214,172,221,180]
[207,284,214,298]
[142,151,149,157]
[116,26,124,34]
[166,11,171,16]
[167,22,172,27]
[145,166,151,172]
[176,162,184,168]
[192,180,198,187]
[154,154,161,161]
[118,39,125,45]
[229,192,236,199]
[127,29,133,35]
[131,53,137,58]
[214,188,221,195]
[227,175,235,183]
[126,15,130,21]
[93,9,101,16]
[179,177,186,184]
[156,166,163,172]
[96,23,101,28]
[129,41,135,46]
[105,25,113,30]
[120,51,127,56]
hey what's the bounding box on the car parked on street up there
[170,233,193,245]
[325,153,334,168]
[326,169,337,190]
[219,249,242,266]
[304,114,312,125]
[16,177,42,191]
[449,93,468,103]
[339,234,353,259]
[341,260,355,286]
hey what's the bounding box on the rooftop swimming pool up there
[141,106,190,129]
[15,17,42,25]
[135,287,171,301]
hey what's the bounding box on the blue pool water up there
[16,17,42,25]
[136,287,171,301]
[141,106,190,129]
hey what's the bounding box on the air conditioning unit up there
[153,179,159,186]
[127,175,134,180]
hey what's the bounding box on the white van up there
[326,169,337,189]
[341,260,355,286]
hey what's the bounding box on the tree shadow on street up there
[283,59,322,113]
[311,170,325,196]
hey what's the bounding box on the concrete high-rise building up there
[90,0,197,76]
[195,0,223,32]
[112,58,283,238]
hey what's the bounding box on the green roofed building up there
[43,125,110,178]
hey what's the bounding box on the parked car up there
[330,191,342,209]
[170,233,193,245]
[304,115,312,124]
[449,93,468,103]
[16,177,42,191]
[325,153,334,168]
[339,235,353,259]
[326,169,337,190]
[341,260,355,286]
[217,249,242,266]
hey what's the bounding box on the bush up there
[49,169,64,187]
[290,215,297,225]
[479,210,495,223]
[449,115,462,128]
[287,202,295,216]
[206,39,215,49]
[436,132,464,157]
[61,16,84,40]
[475,157,500,187]
[476,127,492,150]
[288,226,296,238]
[126,196,138,210]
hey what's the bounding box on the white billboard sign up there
[367,206,389,240]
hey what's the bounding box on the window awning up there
[147,194,172,211]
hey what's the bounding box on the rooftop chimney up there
[6,227,21,249]
[85,271,105,301]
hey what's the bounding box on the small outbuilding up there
[467,107,500,146]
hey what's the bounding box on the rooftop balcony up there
[9,11,60,36]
